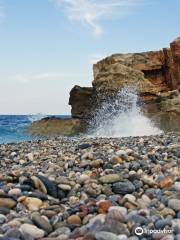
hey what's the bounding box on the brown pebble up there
[67,215,82,225]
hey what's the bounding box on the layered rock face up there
[69,38,180,131]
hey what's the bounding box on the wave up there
[88,87,162,137]
[27,113,48,123]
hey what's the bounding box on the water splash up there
[27,113,47,123]
[88,87,162,137]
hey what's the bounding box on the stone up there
[32,212,53,233]
[100,218,129,235]
[0,198,16,209]
[116,150,128,160]
[78,143,92,149]
[155,219,172,229]
[98,201,112,214]
[84,182,102,196]
[109,206,127,218]
[159,176,173,188]
[95,231,120,240]
[67,215,81,225]
[18,196,43,211]
[8,188,21,197]
[168,199,180,211]
[111,155,123,164]
[0,214,7,224]
[112,181,135,194]
[20,223,45,239]
[68,38,180,132]
[160,208,176,217]
[37,175,58,198]
[28,117,83,136]
[0,206,10,215]
[99,174,122,184]
[107,207,126,223]
[58,184,71,191]
[4,229,22,239]
[69,86,93,118]
[31,176,47,194]
[27,153,34,161]
[174,182,180,191]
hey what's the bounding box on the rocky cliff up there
[29,38,180,136]
[69,38,180,131]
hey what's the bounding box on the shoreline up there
[0,133,179,239]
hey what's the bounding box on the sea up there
[0,115,70,144]
[0,88,163,144]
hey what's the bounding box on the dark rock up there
[32,212,53,233]
[0,207,10,215]
[37,175,58,198]
[78,143,92,149]
[112,181,135,194]
[155,219,172,229]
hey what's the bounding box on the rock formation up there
[28,117,83,136]
[69,37,180,131]
[29,38,180,135]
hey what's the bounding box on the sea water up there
[88,87,162,137]
[0,114,69,144]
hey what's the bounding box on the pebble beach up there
[0,133,180,240]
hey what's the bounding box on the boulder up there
[28,117,85,136]
[69,85,93,118]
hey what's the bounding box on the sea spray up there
[88,87,162,137]
[27,113,48,123]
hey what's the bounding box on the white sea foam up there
[88,87,162,137]
[27,113,47,123]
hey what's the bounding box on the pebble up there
[174,182,180,191]
[0,198,16,209]
[112,181,135,194]
[95,231,120,240]
[20,223,45,239]
[8,188,21,197]
[18,196,43,211]
[168,199,180,211]
[159,176,173,188]
[0,133,179,239]
[67,215,82,225]
[32,212,53,233]
[99,174,122,184]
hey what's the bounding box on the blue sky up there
[0,0,179,114]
